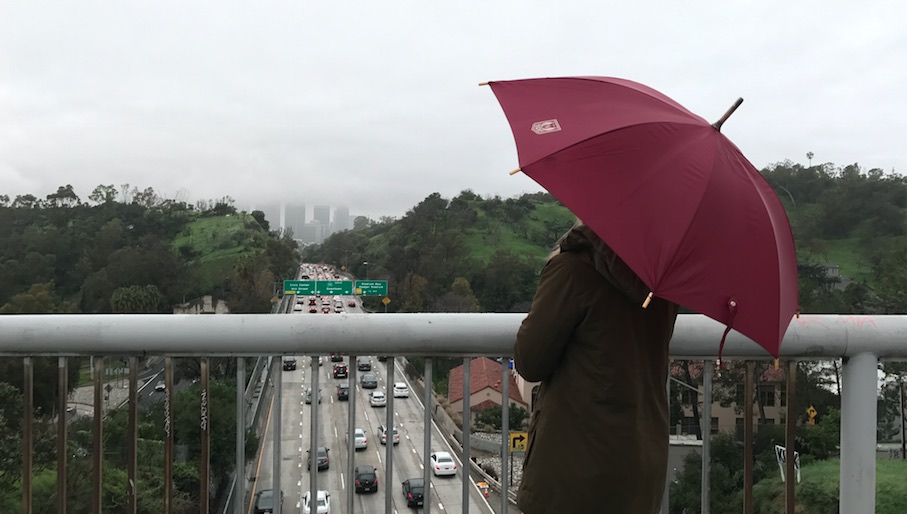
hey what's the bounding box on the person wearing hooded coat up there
[514,223,679,514]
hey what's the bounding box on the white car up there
[352,427,368,450]
[392,382,409,398]
[430,451,457,476]
[154,380,165,392]
[302,489,330,514]
[369,391,386,407]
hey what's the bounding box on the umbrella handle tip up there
[509,167,522,176]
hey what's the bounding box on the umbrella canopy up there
[487,76,799,357]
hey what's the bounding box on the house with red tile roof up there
[447,357,528,415]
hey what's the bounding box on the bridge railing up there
[2,313,905,514]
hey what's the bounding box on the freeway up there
[247,300,493,513]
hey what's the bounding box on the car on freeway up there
[430,451,457,476]
[369,390,386,407]
[357,357,372,371]
[304,388,321,404]
[337,383,350,401]
[354,465,378,493]
[321,306,331,314]
[332,363,348,378]
[301,489,330,514]
[283,357,297,371]
[306,446,330,471]
[154,380,165,392]
[402,478,425,508]
[377,424,399,445]
[347,299,356,307]
[360,372,377,389]
[308,297,317,306]
[352,427,367,450]
[252,489,283,514]
[308,306,317,313]
[334,305,343,313]
[393,382,409,398]
[293,303,303,312]
[330,353,344,362]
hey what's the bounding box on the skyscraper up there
[313,205,331,239]
[333,206,350,232]
[285,203,306,239]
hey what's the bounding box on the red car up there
[347,300,356,307]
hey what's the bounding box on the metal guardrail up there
[2,313,906,514]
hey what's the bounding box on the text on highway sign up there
[356,280,388,296]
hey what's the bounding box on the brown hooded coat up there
[514,227,679,514]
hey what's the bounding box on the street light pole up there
[363,261,368,279]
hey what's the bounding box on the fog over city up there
[2,2,904,220]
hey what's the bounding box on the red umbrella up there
[486,76,798,358]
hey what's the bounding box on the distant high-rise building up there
[313,204,331,238]
[333,206,350,232]
[285,203,306,239]
[301,221,322,244]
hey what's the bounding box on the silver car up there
[369,391,386,407]
[353,427,368,450]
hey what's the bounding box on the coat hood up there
[559,225,650,306]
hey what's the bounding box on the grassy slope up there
[461,202,571,264]
[752,458,907,513]
[172,213,267,290]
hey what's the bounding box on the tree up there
[223,255,275,313]
[475,403,529,431]
[88,184,118,205]
[432,277,480,312]
[110,284,165,313]
[402,272,429,312]
[250,210,270,231]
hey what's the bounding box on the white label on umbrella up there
[531,119,561,134]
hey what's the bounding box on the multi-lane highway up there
[248,349,493,513]
[246,264,494,513]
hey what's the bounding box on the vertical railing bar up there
[701,361,713,514]
[235,357,245,514]
[272,357,282,514]
[309,355,320,512]
[661,364,669,514]
[423,357,433,514]
[785,360,796,513]
[500,357,510,514]
[57,356,68,514]
[309,355,320,514]
[744,361,754,514]
[23,357,33,514]
[384,357,395,514]
[127,357,138,514]
[92,357,103,513]
[346,354,357,514]
[200,357,210,514]
[462,357,471,513]
[164,357,174,514]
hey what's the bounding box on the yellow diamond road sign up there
[806,405,817,419]
[509,431,528,452]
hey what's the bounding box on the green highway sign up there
[319,280,353,295]
[284,280,353,295]
[355,280,388,296]
[284,280,315,295]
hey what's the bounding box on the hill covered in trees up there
[306,159,907,316]
[0,184,299,314]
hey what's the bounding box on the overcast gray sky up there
[2,1,904,220]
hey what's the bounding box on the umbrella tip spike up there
[711,97,744,132]
[479,82,489,86]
